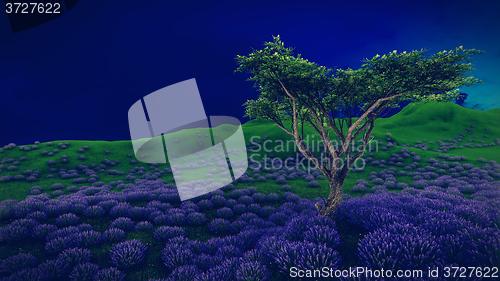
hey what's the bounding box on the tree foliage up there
[236,36,479,215]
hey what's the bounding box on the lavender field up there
[0,104,499,281]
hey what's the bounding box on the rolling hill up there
[0,102,498,200]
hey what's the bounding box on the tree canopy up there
[238,36,479,125]
[236,36,479,215]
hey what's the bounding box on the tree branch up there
[349,118,375,165]
[342,94,402,153]
[277,79,328,174]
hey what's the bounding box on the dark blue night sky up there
[1,0,499,144]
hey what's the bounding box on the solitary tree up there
[236,36,479,215]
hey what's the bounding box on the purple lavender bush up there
[103,228,126,243]
[0,167,498,281]
[68,262,99,281]
[153,226,185,241]
[358,223,440,269]
[235,261,269,281]
[161,242,194,272]
[94,267,125,281]
[109,239,148,269]
[0,253,37,275]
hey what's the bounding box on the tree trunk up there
[316,169,347,216]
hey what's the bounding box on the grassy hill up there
[243,102,500,159]
[375,102,500,143]
[0,102,498,201]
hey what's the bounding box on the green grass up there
[244,102,500,149]
[447,146,500,161]
[237,103,499,197]
[375,102,500,144]
[0,102,498,281]
[0,140,156,200]
[0,102,498,201]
